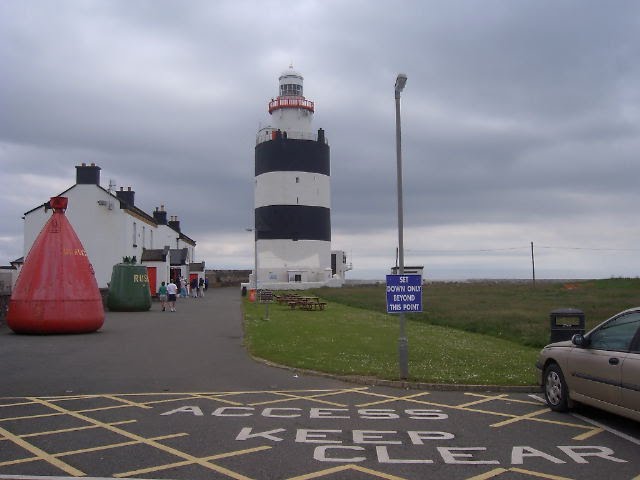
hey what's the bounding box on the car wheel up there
[543,363,569,412]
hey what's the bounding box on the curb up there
[250,356,541,393]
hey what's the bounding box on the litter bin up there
[241,286,247,296]
[549,308,585,343]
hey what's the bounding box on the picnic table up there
[287,296,327,311]
[275,294,301,305]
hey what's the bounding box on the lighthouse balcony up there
[268,97,314,114]
[256,127,328,145]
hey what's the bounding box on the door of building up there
[147,267,157,295]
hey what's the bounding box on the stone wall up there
[205,269,251,288]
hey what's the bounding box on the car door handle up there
[609,357,620,365]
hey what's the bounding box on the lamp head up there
[395,73,408,93]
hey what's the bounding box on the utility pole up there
[531,241,536,287]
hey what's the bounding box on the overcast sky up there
[2,0,639,280]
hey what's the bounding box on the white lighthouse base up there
[242,278,345,292]
[243,270,345,292]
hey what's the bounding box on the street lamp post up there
[395,73,409,380]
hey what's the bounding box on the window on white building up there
[142,226,146,248]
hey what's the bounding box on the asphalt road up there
[0,288,348,396]
[0,288,638,480]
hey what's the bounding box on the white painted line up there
[527,393,640,446]
[528,394,546,404]
[572,413,640,446]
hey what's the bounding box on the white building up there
[250,67,351,290]
[20,163,201,292]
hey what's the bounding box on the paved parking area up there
[1,288,638,479]
[1,388,639,479]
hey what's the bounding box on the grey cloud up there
[2,0,639,278]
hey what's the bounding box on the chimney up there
[168,215,181,233]
[115,186,135,207]
[75,162,101,185]
[153,204,168,225]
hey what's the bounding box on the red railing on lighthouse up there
[268,97,315,114]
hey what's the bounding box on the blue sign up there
[386,274,423,313]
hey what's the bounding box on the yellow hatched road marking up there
[0,456,39,468]
[27,397,263,480]
[463,392,541,405]
[0,424,84,476]
[466,467,576,480]
[38,395,114,402]
[134,395,217,406]
[249,387,365,407]
[356,392,430,407]
[0,400,41,408]
[114,388,364,396]
[20,420,137,438]
[0,411,64,422]
[250,393,345,407]
[572,427,604,441]
[192,393,245,406]
[490,408,551,427]
[353,390,517,417]
[355,390,593,431]
[74,404,139,414]
[114,445,271,478]
[465,468,509,479]
[286,463,409,480]
[0,403,143,418]
[102,395,153,409]
[0,433,187,468]
[509,467,575,479]
[455,394,508,408]
[56,433,188,457]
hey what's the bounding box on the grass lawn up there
[243,279,640,386]
[243,297,539,385]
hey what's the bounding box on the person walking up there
[180,277,187,298]
[198,277,205,297]
[166,280,178,312]
[190,277,198,298]
[158,281,168,311]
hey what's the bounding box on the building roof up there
[141,246,170,262]
[170,248,188,266]
[23,183,195,245]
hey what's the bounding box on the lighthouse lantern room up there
[251,67,350,290]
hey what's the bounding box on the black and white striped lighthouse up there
[253,67,332,287]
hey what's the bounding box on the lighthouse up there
[253,67,348,289]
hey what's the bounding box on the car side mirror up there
[572,333,586,347]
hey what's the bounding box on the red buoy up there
[7,197,104,334]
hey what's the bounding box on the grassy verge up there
[311,278,640,348]
[243,279,640,385]
[243,297,539,385]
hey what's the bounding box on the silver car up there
[536,307,640,422]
